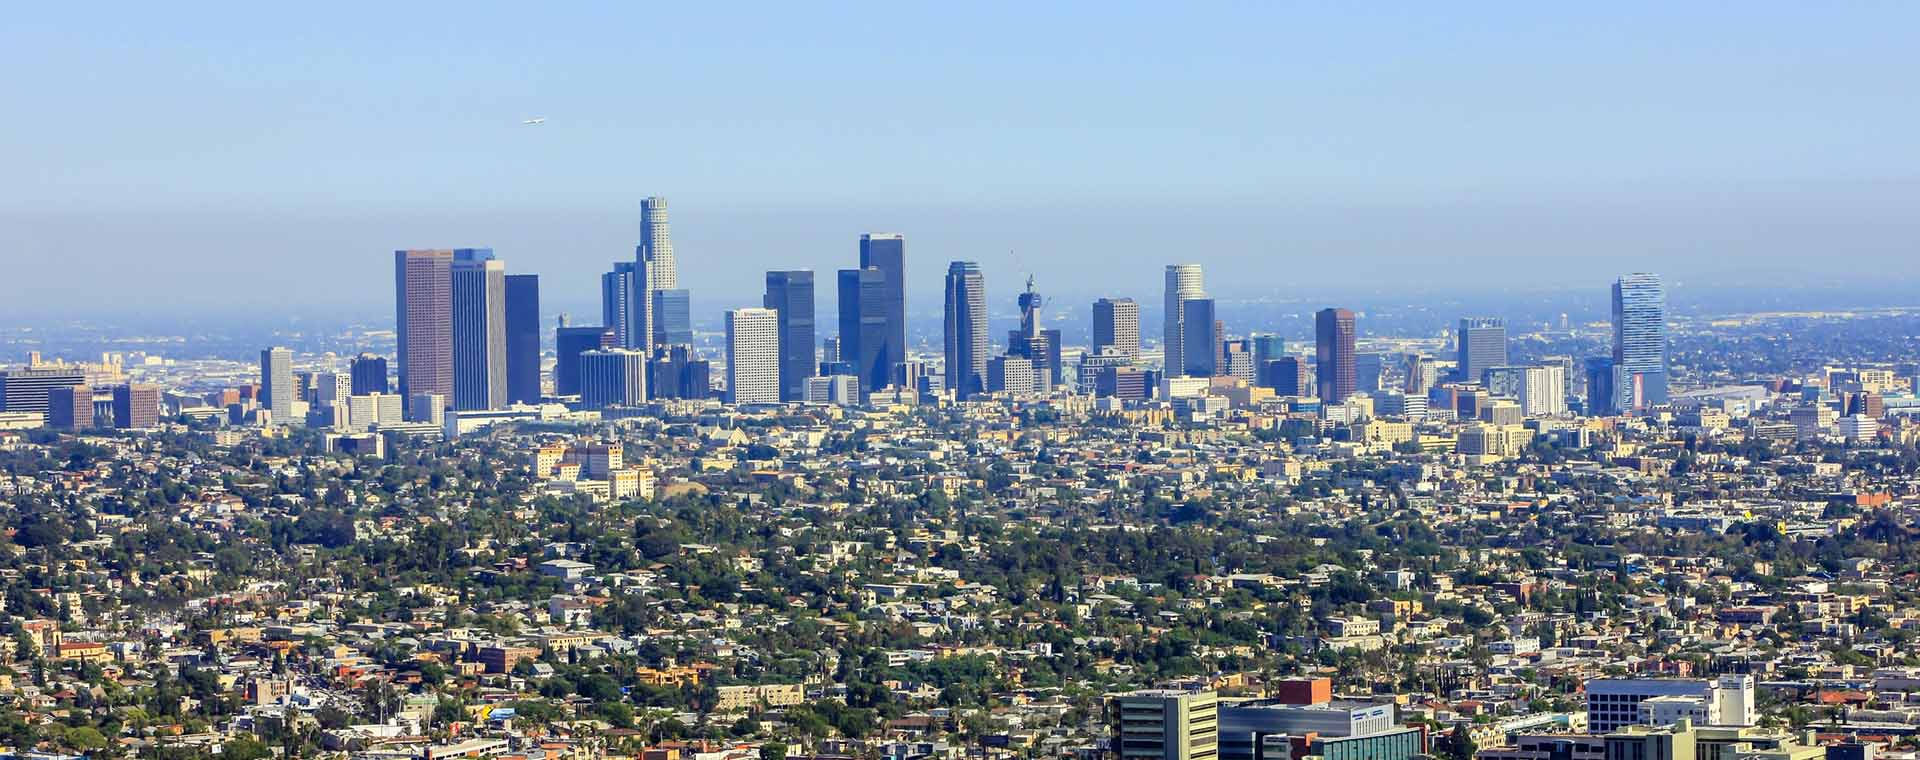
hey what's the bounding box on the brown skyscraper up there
[395,249,454,403]
[1315,308,1356,403]
[112,384,160,429]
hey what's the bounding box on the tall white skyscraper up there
[1163,264,1205,375]
[634,197,677,353]
[260,346,293,425]
[451,249,507,411]
[726,307,780,405]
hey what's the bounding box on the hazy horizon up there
[7,4,1920,319]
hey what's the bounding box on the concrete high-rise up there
[838,267,889,393]
[505,274,541,404]
[555,326,616,397]
[260,346,294,424]
[1181,299,1218,377]
[1315,308,1357,403]
[0,367,85,416]
[764,271,817,402]
[349,353,389,396]
[944,261,990,400]
[1612,273,1669,411]
[47,385,92,430]
[578,349,648,409]
[1163,264,1205,375]
[1456,317,1508,384]
[451,249,507,411]
[1093,297,1141,359]
[112,384,160,430]
[859,233,907,385]
[394,249,454,403]
[726,307,780,405]
[1111,689,1220,760]
[601,262,640,349]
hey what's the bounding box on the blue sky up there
[4,3,1919,318]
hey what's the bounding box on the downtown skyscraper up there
[944,261,989,400]
[1316,307,1357,403]
[505,274,541,404]
[631,196,678,353]
[394,249,453,404]
[601,261,639,349]
[1163,264,1205,375]
[764,270,817,402]
[260,346,293,424]
[1611,272,1669,412]
[726,307,780,405]
[1456,317,1508,384]
[837,266,889,394]
[1092,297,1140,360]
[858,233,906,385]
[1181,298,1219,377]
[451,248,507,411]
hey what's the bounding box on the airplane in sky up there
[522,117,546,126]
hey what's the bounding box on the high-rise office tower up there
[602,262,640,349]
[1403,354,1432,395]
[765,271,817,402]
[505,274,541,404]
[652,288,693,347]
[1315,308,1357,403]
[260,346,294,424]
[638,196,677,289]
[47,385,92,430]
[633,197,678,354]
[837,267,889,393]
[821,336,841,365]
[1251,334,1285,370]
[1612,273,1669,411]
[1163,264,1205,375]
[1093,297,1141,359]
[112,384,160,429]
[1456,317,1508,384]
[1264,357,1309,396]
[988,355,1039,397]
[451,249,507,411]
[394,249,453,402]
[0,366,84,415]
[649,345,712,400]
[1223,340,1255,383]
[1109,689,1219,760]
[1181,299,1218,378]
[1584,356,1617,415]
[349,353,389,396]
[859,233,907,385]
[726,307,780,405]
[943,262,989,399]
[1355,352,1386,393]
[578,349,648,409]
[555,326,617,396]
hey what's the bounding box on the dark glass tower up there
[764,270,817,402]
[858,233,906,384]
[652,288,693,347]
[838,267,889,393]
[505,274,541,404]
[1181,299,1218,377]
[555,326,616,397]
[944,262,989,400]
[1315,308,1356,403]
